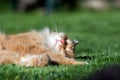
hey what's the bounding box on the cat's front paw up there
[75,61,88,65]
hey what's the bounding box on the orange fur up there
[0,28,88,67]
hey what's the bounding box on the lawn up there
[0,10,120,80]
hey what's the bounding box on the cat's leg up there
[46,52,88,65]
[20,54,50,67]
[36,54,50,67]
[0,50,50,67]
[0,50,20,64]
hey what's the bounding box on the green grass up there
[0,10,120,80]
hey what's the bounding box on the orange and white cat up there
[0,28,88,67]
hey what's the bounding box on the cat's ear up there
[73,39,79,45]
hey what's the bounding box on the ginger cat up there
[0,28,88,67]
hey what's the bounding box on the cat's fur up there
[0,28,88,67]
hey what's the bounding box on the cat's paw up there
[37,54,50,67]
[76,61,88,65]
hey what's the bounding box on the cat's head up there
[42,27,68,50]
[65,39,79,58]
[42,27,79,58]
